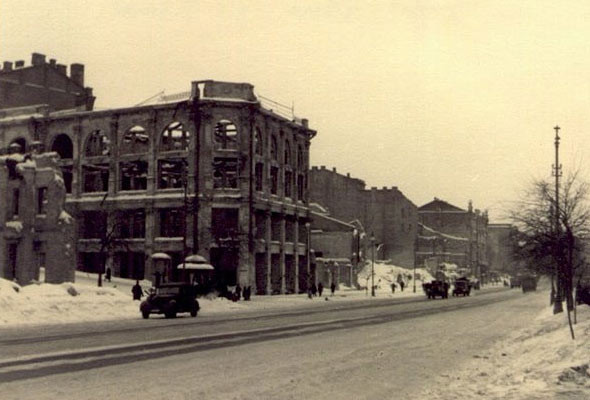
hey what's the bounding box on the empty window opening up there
[211,208,239,241]
[255,128,263,155]
[82,163,109,192]
[81,211,107,239]
[214,119,238,149]
[85,130,110,157]
[270,135,278,160]
[255,163,264,191]
[37,187,48,214]
[213,157,239,189]
[116,209,146,238]
[12,189,19,217]
[270,166,279,195]
[121,125,149,154]
[120,160,148,191]
[160,122,190,152]
[9,138,26,154]
[51,134,73,159]
[159,208,184,237]
[284,170,293,198]
[158,159,187,189]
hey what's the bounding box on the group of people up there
[231,284,252,302]
[308,282,337,298]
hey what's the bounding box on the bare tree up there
[509,171,590,339]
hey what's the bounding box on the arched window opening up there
[160,121,190,152]
[121,125,149,154]
[297,144,305,169]
[214,119,238,149]
[51,134,73,159]
[9,138,27,154]
[255,128,263,155]
[270,135,278,161]
[85,130,110,157]
[284,140,291,165]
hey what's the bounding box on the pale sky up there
[3,0,590,221]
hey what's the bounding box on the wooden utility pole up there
[553,125,563,314]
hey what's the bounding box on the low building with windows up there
[0,53,316,294]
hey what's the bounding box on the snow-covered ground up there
[423,305,590,400]
[0,262,435,327]
[1,265,588,398]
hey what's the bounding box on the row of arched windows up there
[253,128,306,169]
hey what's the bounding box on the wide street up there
[0,287,548,399]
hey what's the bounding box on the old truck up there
[423,280,449,299]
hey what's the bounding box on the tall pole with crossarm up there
[553,125,563,314]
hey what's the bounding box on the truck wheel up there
[190,304,198,317]
[142,311,150,319]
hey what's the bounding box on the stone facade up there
[0,53,95,114]
[417,198,488,280]
[0,151,75,285]
[309,166,417,267]
[0,65,316,294]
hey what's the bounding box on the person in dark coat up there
[318,282,324,297]
[132,280,143,300]
[105,268,112,282]
[235,284,242,300]
[311,283,317,296]
[330,282,336,296]
[391,283,396,293]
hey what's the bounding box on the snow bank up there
[357,261,434,292]
[422,306,590,399]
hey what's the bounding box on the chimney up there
[49,58,56,67]
[346,173,350,177]
[15,60,25,68]
[70,63,84,86]
[332,167,336,172]
[3,61,12,71]
[320,165,325,170]
[56,64,67,75]
[31,53,46,66]
[301,118,309,128]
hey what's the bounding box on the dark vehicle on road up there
[510,276,522,288]
[452,278,471,297]
[140,282,200,319]
[423,280,449,299]
[521,275,538,293]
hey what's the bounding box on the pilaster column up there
[265,210,272,295]
[280,214,286,294]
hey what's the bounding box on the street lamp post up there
[553,125,563,313]
[370,232,375,297]
[413,237,417,293]
[305,222,311,292]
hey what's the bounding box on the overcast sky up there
[2,0,590,221]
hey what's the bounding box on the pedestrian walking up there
[235,284,242,300]
[132,280,143,300]
[318,282,324,297]
[330,282,336,296]
[105,267,111,282]
[391,283,396,293]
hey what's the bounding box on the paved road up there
[0,287,546,399]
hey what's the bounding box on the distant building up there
[417,198,488,280]
[487,223,516,275]
[0,52,95,114]
[309,166,417,267]
[0,53,316,295]
[0,149,75,285]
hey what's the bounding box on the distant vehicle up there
[452,277,471,297]
[140,282,200,319]
[510,276,522,288]
[423,280,449,299]
[521,275,538,293]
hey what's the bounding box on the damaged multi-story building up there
[0,149,75,285]
[309,166,418,267]
[0,52,316,294]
